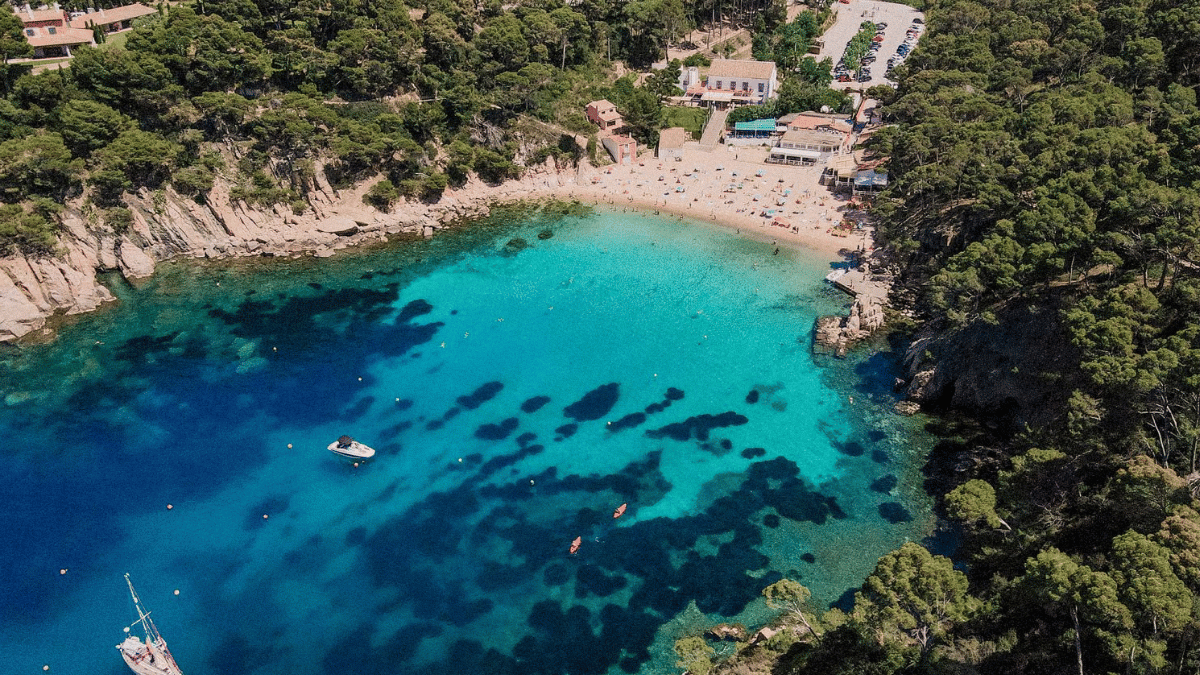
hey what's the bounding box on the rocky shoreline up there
[1,152,907,367]
[0,160,573,342]
[812,250,891,355]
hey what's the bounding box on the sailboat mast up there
[124,574,164,645]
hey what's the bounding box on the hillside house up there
[12,6,93,57]
[586,100,623,131]
[684,59,778,108]
[75,3,157,33]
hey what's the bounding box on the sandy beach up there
[446,143,872,258]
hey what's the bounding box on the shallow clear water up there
[0,207,934,675]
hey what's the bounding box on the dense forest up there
[683,0,1200,674]
[0,0,845,257]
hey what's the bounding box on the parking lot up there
[818,0,925,90]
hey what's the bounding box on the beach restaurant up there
[726,118,778,144]
[852,169,889,198]
[766,128,844,166]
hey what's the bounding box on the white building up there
[697,59,779,107]
[678,66,701,92]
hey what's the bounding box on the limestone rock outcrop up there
[0,164,538,342]
[813,295,886,357]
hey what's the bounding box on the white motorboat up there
[117,574,185,675]
[328,435,376,459]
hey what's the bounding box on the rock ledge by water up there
[0,158,578,342]
[813,254,890,357]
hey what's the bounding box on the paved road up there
[818,0,924,91]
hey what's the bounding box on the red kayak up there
[569,536,582,554]
[613,503,627,519]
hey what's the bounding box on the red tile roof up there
[26,26,94,47]
[74,3,156,27]
[707,59,776,81]
[13,7,67,25]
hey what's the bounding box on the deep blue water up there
[0,207,934,675]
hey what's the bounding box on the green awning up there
[734,119,777,132]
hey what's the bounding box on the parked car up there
[913,17,924,23]
[837,74,852,82]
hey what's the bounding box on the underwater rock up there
[563,383,619,422]
[706,623,747,642]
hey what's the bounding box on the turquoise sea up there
[0,207,935,675]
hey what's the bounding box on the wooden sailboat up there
[116,574,185,675]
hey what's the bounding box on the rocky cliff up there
[897,302,1083,432]
[0,161,571,342]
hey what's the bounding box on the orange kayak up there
[613,503,627,519]
[569,536,582,554]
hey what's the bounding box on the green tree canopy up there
[0,133,82,202]
[946,478,1013,531]
[54,100,135,158]
[853,543,978,655]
